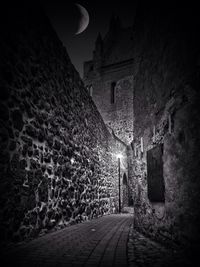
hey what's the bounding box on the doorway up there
[122,173,129,207]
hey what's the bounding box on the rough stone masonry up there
[128,1,200,254]
[83,0,200,258]
[0,3,200,264]
[0,3,127,244]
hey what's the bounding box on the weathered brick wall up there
[130,2,200,249]
[0,4,127,244]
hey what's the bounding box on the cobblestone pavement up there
[1,214,132,267]
[1,214,197,267]
[128,224,196,267]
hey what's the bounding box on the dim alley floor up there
[1,214,132,267]
[1,214,192,267]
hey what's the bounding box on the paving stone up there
[2,214,196,267]
[1,214,132,267]
[127,224,196,267]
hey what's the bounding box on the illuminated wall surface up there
[0,4,127,243]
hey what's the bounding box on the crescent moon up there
[75,4,89,35]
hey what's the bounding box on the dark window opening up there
[89,85,93,97]
[147,144,165,202]
[128,196,134,206]
[123,173,127,185]
[122,173,129,207]
[111,82,116,104]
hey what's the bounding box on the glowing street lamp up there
[116,153,123,160]
[116,153,123,213]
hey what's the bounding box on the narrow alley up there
[0,2,199,267]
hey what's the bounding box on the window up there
[86,85,93,97]
[110,82,116,104]
[122,173,129,207]
[147,144,165,202]
[89,85,93,97]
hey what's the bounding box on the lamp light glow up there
[116,153,123,159]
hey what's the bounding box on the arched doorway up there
[122,173,129,207]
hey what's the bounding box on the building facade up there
[84,4,200,251]
[83,16,134,145]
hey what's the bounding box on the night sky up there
[42,0,136,77]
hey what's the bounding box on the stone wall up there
[129,1,200,250]
[83,22,134,145]
[0,3,127,244]
[84,68,134,145]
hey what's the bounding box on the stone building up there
[84,16,136,208]
[84,1,200,253]
[130,3,200,252]
[83,16,134,145]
